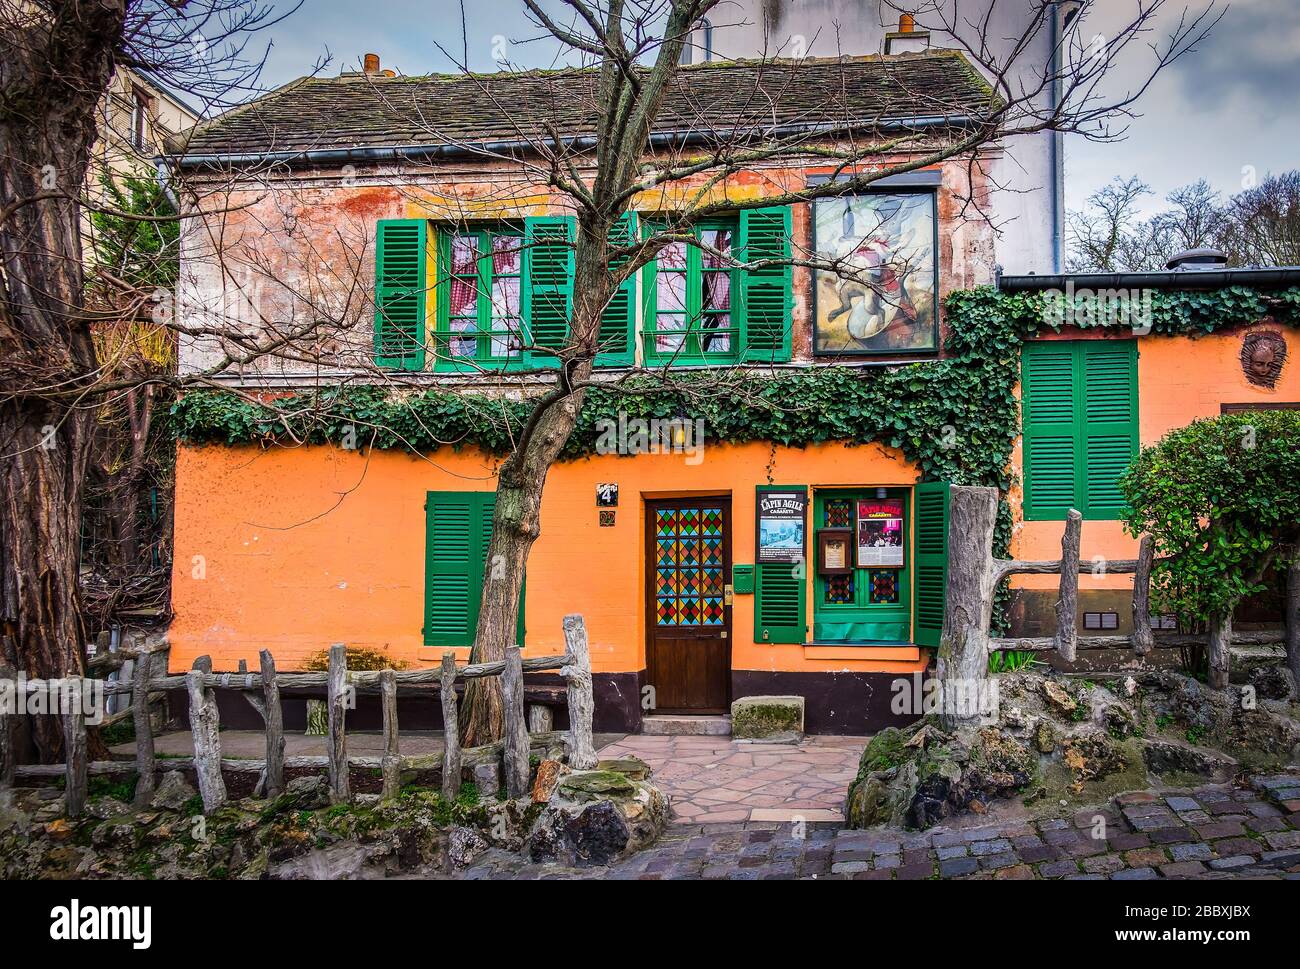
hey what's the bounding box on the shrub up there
[1119,409,1300,626]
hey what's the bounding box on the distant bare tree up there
[1222,171,1300,267]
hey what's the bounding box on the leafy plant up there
[1120,409,1300,628]
[988,649,1041,674]
[302,645,411,672]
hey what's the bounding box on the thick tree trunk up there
[0,1,126,759]
[936,486,1000,730]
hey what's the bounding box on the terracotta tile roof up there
[176,51,993,159]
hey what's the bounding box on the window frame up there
[433,222,530,372]
[640,217,742,367]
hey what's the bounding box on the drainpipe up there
[1048,5,1064,274]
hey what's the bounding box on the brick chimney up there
[363,53,381,75]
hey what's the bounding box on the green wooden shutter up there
[738,206,793,362]
[1022,341,1080,520]
[478,494,526,646]
[424,492,477,647]
[595,212,637,366]
[1081,341,1138,518]
[753,485,807,644]
[523,216,575,366]
[913,480,950,648]
[374,219,427,370]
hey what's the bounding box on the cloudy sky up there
[241,0,1300,214]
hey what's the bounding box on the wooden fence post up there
[562,614,598,769]
[260,650,285,800]
[937,486,1000,731]
[439,652,461,800]
[501,646,530,797]
[1131,536,1155,656]
[380,668,400,801]
[326,643,350,803]
[1207,613,1232,691]
[187,666,227,812]
[63,678,88,817]
[1053,509,1081,663]
[0,664,14,804]
[132,653,157,807]
[1286,557,1300,689]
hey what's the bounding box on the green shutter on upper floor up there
[1021,340,1138,520]
[374,219,428,370]
[738,206,793,363]
[522,216,575,366]
[595,212,638,366]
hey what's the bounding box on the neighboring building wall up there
[709,0,1064,275]
[1008,323,1300,635]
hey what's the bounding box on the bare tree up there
[1222,170,1300,267]
[0,0,289,760]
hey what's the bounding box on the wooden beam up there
[187,668,227,812]
[562,614,598,769]
[938,486,1000,729]
[1131,536,1156,656]
[1054,509,1081,662]
[989,629,1286,652]
[63,679,88,817]
[380,668,400,801]
[132,654,157,807]
[0,664,14,802]
[326,643,350,803]
[440,652,462,800]
[501,647,530,797]
[260,650,285,800]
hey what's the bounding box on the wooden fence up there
[0,614,598,817]
[938,486,1290,727]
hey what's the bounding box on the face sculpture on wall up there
[1240,329,1288,388]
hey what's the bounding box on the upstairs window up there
[437,224,526,366]
[644,220,739,364]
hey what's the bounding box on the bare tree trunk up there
[937,486,1000,730]
[0,2,125,760]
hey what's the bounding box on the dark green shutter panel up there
[739,206,793,362]
[595,212,637,366]
[523,216,575,365]
[478,495,526,646]
[1081,341,1138,518]
[753,485,806,643]
[913,480,950,649]
[374,219,427,370]
[1021,342,1079,520]
[424,492,476,646]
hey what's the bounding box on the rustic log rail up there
[0,614,599,816]
[938,486,1290,728]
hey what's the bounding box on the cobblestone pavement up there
[450,774,1300,880]
[594,734,865,824]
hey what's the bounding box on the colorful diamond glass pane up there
[826,573,855,605]
[825,499,853,528]
[869,570,900,605]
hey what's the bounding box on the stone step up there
[641,714,732,736]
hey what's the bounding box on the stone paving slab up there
[447,774,1300,880]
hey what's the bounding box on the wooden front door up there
[646,498,732,713]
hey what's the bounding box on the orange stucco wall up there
[1010,326,1300,591]
[169,440,929,676]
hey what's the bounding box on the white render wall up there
[698,0,1065,275]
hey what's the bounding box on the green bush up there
[1120,409,1300,626]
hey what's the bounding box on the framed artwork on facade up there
[856,499,904,568]
[817,528,853,576]
[756,488,807,565]
[812,192,939,355]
